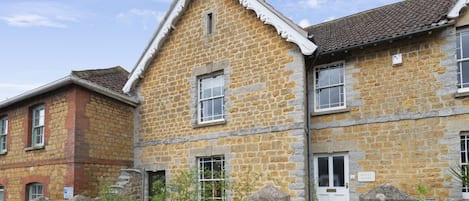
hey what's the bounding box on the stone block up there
[247,185,290,201]
[359,184,418,201]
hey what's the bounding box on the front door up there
[314,153,349,201]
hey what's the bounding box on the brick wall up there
[0,85,134,200]
[134,0,307,200]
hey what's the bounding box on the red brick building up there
[0,67,137,201]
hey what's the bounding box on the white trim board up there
[449,0,469,18]
[122,0,317,93]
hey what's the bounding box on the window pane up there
[203,88,212,99]
[39,109,45,126]
[34,110,40,127]
[462,61,469,88]
[329,67,342,85]
[330,87,340,107]
[213,98,223,116]
[1,135,6,151]
[458,33,462,60]
[462,34,469,59]
[201,100,213,121]
[213,86,223,96]
[462,138,466,151]
[333,156,345,187]
[318,88,329,109]
[318,157,329,187]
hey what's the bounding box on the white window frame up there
[31,105,45,147]
[313,61,346,112]
[457,30,469,93]
[198,155,225,201]
[197,74,225,124]
[28,183,44,200]
[461,133,469,192]
[0,117,7,153]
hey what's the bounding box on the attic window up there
[206,12,215,35]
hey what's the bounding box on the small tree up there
[450,164,469,188]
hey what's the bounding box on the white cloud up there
[117,8,165,30]
[0,2,80,28]
[1,14,66,28]
[298,19,311,28]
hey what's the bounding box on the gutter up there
[305,52,319,201]
[0,75,138,109]
[317,22,454,55]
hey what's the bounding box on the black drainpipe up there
[306,50,320,201]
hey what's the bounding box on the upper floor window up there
[31,105,45,147]
[314,62,346,112]
[27,182,44,201]
[198,74,224,123]
[0,116,7,153]
[457,30,469,93]
[198,155,225,200]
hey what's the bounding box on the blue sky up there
[0,0,401,100]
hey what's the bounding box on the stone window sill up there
[311,107,350,116]
[192,120,226,129]
[24,146,45,152]
[0,151,7,156]
[455,90,469,98]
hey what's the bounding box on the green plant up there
[416,184,429,201]
[150,166,287,201]
[150,179,167,201]
[449,164,469,188]
[150,169,201,201]
[97,178,134,201]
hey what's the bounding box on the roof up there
[72,66,129,95]
[0,67,138,109]
[306,0,455,54]
[123,0,317,93]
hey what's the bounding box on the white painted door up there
[314,153,349,201]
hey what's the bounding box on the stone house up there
[122,0,315,200]
[306,0,469,201]
[121,0,469,201]
[0,67,137,201]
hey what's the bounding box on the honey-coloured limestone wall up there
[133,0,308,200]
[309,27,465,201]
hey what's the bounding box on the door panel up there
[314,153,349,201]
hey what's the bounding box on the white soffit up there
[448,0,469,18]
[123,0,317,93]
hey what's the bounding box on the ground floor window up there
[461,133,469,192]
[198,155,225,201]
[27,183,43,201]
[0,185,4,201]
